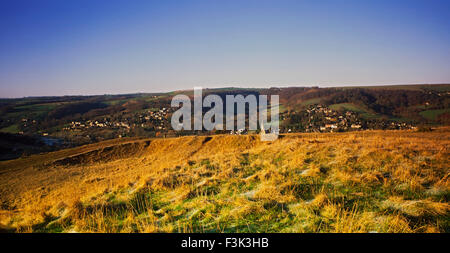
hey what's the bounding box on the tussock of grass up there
[382,196,449,217]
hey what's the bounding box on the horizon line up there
[1,82,449,100]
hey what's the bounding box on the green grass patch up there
[0,124,20,133]
[330,103,379,119]
[301,98,321,106]
[419,109,450,120]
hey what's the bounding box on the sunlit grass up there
[0,128,449,233]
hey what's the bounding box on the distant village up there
[16,104,417,140]
[282,105,416,133]
[62,107,171,132]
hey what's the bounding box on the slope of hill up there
[0,128,448,233]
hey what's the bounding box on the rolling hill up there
[0,128,448,233]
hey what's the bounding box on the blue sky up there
[1,0,449,97]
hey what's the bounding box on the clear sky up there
[1,0,449,98]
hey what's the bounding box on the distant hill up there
[0,84,448,159]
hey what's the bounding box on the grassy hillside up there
[0,129,448,233]
[420,109,450,120]
[329,103,378,119]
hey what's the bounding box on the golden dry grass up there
[0,128,448,233]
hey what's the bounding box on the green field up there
[419,109,450,120]
[278,103,287,113]
[329,103,378,119]
[300,98,321,107]
[0,124,20,133]
[6,103,59,119]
